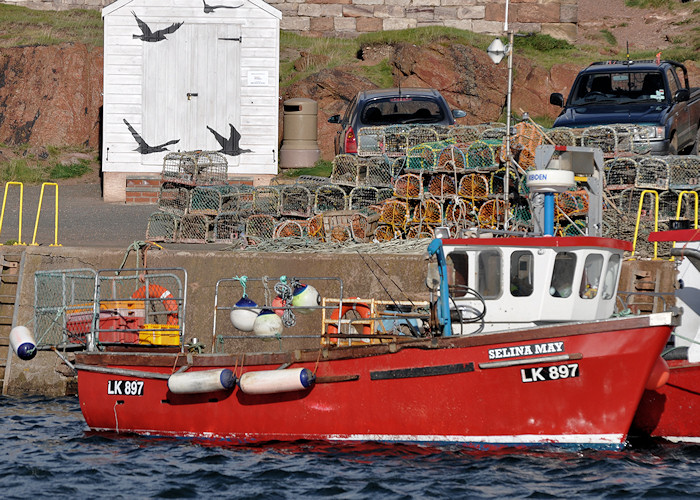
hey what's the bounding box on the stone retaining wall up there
[1,0,578,41]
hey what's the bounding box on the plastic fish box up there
[139,324,180,346]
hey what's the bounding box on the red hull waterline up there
[633,360,700,443]
[76,313,673,451]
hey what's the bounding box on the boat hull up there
[76,314,673,450]
[632,360,700,442]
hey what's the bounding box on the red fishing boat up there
[15,235,676,450]
[632,228,700,442]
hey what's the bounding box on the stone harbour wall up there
[1,0,578,41]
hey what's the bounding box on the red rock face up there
[0,44,103,147]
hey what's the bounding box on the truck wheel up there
[669,134,678,156]
[692,127,700,155]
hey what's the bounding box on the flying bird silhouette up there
[131,11,183,42]
[124,119,180,154]
[202,0,243,13]
[207,124,251,156]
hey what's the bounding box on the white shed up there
[101,0,281,202]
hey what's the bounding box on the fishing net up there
[357,126,385,156]
[189,186,224,215]
[605,157,638,191]
[477,199,507,229]
[428,174,457,198]
[212,212,242,242]
[253,186,280,216]
[384,125,409,156]
[393,174,423,199]
[348,186,379,211]
[407,126,440,148]
[178,214,213,243]
[466,141,497,170]
[458,173,490,200]
[380,200,410,229]
[246,214,276,240]
[273,220,306,239]
[158,184,191,216]
[437,145,467,172]
[146,211,179,242]
[636,157,670,190]
[331,154,359,185]
[544,127,576,147]
[314,184,347,213]
[669,156,700,190]
[279,184,313,218]
[363,156,393,186]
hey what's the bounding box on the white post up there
[504,29,514,231]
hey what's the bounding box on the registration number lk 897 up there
[520,363,579,383]
[107,379,144,396]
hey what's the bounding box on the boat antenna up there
[626,41,629,65]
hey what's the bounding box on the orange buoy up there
[645,356,670,390]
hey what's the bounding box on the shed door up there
[142,23,241,167]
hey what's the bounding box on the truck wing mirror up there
[327,114,342,124]
[549,93,564,107]
[452,109,467,119]
[675,89,690,103]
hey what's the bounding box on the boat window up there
[446,252,469,297]
[478,250,501,299]
[580,253,604,299]
[549,252,576,298]
[510,251,533,297]
[601,254,621,300]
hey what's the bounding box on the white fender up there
[167,368,236,394]
[10,326,36,361]
[239,368,315,395]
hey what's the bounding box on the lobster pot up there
[273,220,306,239]
[659,190,681,220]
[490,167,518,196]
[545,127,576,147]
[437,146,466,172]
[158,184,191,216]
[351,212,380,242]
[558,219,587,237]
[252,186,280,216]
[213,212,241,242]
[374,224,400,241]
[239,368,315,395]
[363,157,393,186]
[393,173,423,199]
[458,173,490,200]
[406,224,434,239]
[512,122,544,159]
[314,184,347,213]
[376,187,394,203]
[478,199,507,229]
[168,368,236,394]
[605,157,639,191]
[177,214,213,243]
[331,154,360,186]
[414,198,443,226]
[306,214,325,241]
[406,143,440,172]
[479,127,507,142]
[193,151,228,185]
[628,125,653,155]
[433,125,452,140]
[510,201,533,229]
[669,156,700,190]
[161,152,198,186]
[380,200,410,229]
[322,210,355,241]
[280,184,313,218]
[466,141,497,170]
[447,125,482,148]
[246,214,276,240]
[390,157,406,178]
[406,126,440,148]
[556,190,589,219]
[610,125,635,154]
[384,125,409,156]
[348,186,379,211]
[636,157,670,190]
[445,197,476,225]
[146,211,179,242]
[428,174,457,198]
[357,126,385,157]
[582,126,618,156]
[189,186,224,215]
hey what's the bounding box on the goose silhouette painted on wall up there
[124,119,180,154]
[131,11,183,42]
[203,0,243,13]
[207,124,251,156]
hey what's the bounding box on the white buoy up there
[252,309,284,337]
[10,326,36,361]
[239,368,316,395]
[167,368,236,394]
[291,283,320,313]
[230,296,260,332]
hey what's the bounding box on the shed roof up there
[103,0,281,20]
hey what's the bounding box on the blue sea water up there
[3,397,700,499]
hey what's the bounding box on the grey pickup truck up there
[550,60,700,155]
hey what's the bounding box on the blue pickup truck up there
[550,60,700,155]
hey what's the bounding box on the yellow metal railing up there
[670,191,699,261]
[631,189,659,260]
[31,182,61,246]
[0,182,26,245]
[0,182,61,246]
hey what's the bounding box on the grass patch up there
[600,30,617,46]
[0,144,96,183]
[625,0,674,8]
[281,159,333,178]
[49,160,91,179]
[361,60,394,88]
[0,4,102,48]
